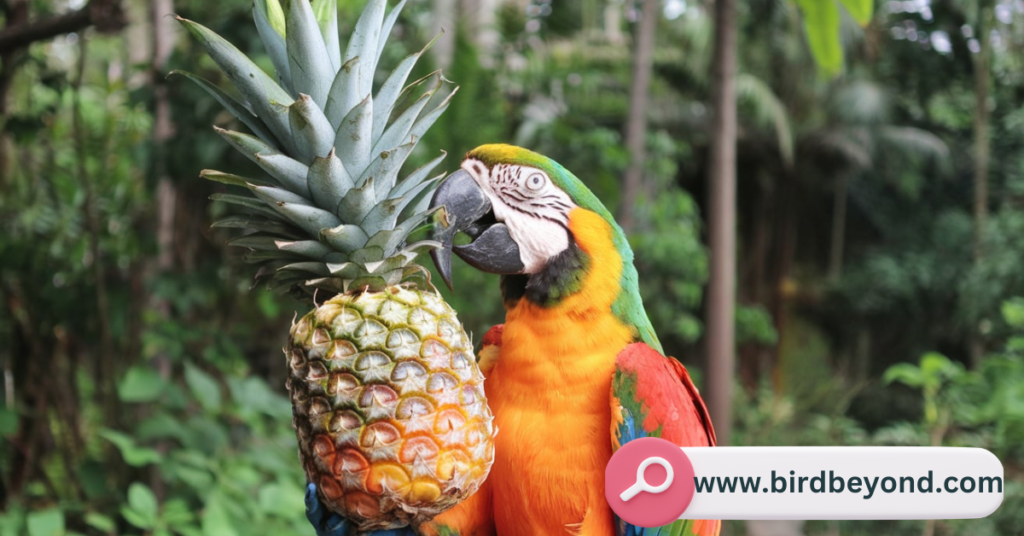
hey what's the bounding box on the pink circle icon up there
[605,437,695,528]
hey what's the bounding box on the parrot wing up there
[610,342,720,536]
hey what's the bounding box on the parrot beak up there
[429,169,525,290]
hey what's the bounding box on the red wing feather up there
[613,343,716,447]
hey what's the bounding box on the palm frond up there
[737,73,795,167]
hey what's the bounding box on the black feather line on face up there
[500,230,589,309]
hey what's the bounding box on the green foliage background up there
[1,0,1024,535]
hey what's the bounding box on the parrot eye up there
[525,173,546,191]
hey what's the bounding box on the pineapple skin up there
[287,286,495,531]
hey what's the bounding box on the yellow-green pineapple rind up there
[287,287,494,531]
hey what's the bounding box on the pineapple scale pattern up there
[288,288,494,530]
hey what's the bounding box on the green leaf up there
[336,95,373,179]
[1002,298,1024,329]
[287,0,334,106]
[0,406,18,436]
[312,0,341,70]
[371,50,423,143]
[275,201,344,236]
[883,363,925,387]
[308,151,354,212]
[129,483,158,519]
[265,0,287,37]
[838,0,873,26]
[258,482,306,517]
[100,429,163,466]
[376,0,407,67]
[202,494,239,536]
[215,128,310,196]
[372,81,436,158]
[342,0,386,100]
[27,509,63,536]
[920,352,962,382]
[184,363,222,413]
[118,366,166,402]
[795,0,843,77]
[254,0,293,89]
[287,94,335,164]
[84,513,114,532]
[171,71,279,148]
[177,17,294,147]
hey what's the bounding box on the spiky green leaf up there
[215,127,310,196]
[200,169,275,188]
[308,150,354,214]
[287,0,333,106]
[212,216,300,237]
[210,194,285,221]
[229,235,285,251]
[279,262,331,276]
[321,224,369,252]
[255,153,311,197]
[274,202,343,235]
[375,0,407,67]
[276,240,338,260]
[337,177,376,224]
[172,71,279,148]
[265,0,287,36]
[367,141,417,199]
[389,152,445,199]
[288,94,335,164]
[177,17,294,143]
[335,95,373,179]
[371,49,425,142]
[312,0,341,70]
[360,197,403,236]
[372,77,438,156]
[253,1,292,90]
[250,185,313,207]
[342,0,385,100]
[324,57,365,130]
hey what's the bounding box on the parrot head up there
[429,144,622,290]
[430,143,662,350]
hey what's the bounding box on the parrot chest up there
[486,301,633,535]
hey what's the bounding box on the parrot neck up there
[501,208,630,332]
[499,241,589,308]
[499,207,661,349]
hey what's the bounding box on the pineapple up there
[176,0,494,530]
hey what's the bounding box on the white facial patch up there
[461,159,578,274]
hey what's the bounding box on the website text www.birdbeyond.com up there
[603,439,1005,527]
[692,469,1002,498]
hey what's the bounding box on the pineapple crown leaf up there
[179,0,450,296]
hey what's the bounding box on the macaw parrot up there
[305,144,719,536]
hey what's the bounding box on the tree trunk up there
[969,2,992,367]
[149,0,177,503]
[828,172,849,281]
[705,0,738,447]
[0,0,29,187]
[618,0,658,233]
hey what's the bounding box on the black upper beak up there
[429,169,525,290]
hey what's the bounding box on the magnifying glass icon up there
[619,456,675,501]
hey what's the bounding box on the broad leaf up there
[839,0,873,26]
[795,0,843,77]
[184,362,222,413]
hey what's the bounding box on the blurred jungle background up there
[2,0,1024,534]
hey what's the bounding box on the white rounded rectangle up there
[679,447,1004,520]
